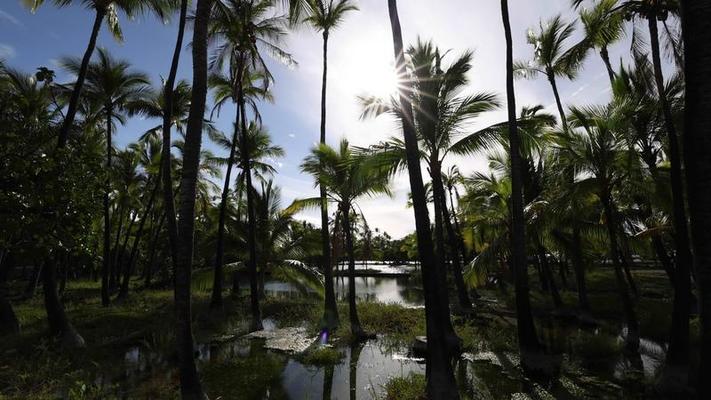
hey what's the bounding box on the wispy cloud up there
[0,9,23,28]
[0,44,16,59]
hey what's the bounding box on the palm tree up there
[209,0,294,329]
[22,0,175,148]
[554,104,640,352]
[501,0,543,370]
[284,0,358,331]
[62,48,151,306]
[173,0,211,395]
[574,0,626,85]
[299,139,390,339]
[680,1,711,396]
[360,41,499,314]
[516,15,583,130]
[386,1,458,398]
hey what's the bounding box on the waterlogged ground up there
[1,265,699,399]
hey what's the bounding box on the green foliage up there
[383,373,426,400]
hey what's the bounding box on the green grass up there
[383,373,426,400]
[299,346,344,366]
[571,331,622,366]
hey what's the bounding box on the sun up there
[336,39,400,101]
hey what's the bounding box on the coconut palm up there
[173,0,211,395]
[575,0,626,84]
[283,0,358,331]
[680,1,711,396]
[360,40,500,313]
[208,69,272,310]
[553,103,640,352]
[22,0,175,148]
[516,15,583,130]
[386,0,459,397]
[62,48,151,306]
[209,0,294,329]
[298,139,390,339]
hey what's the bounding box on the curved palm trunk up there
[547,71,568,130]
[387,2,459,398]
[211,95,242,310]
[537,244,562,308]
[43,256,85,347]
[319,29,340,331]
[501,0,542,370]
[161,0,189,267]
[239,88,262,332]
[680,2,711,396]
[601,192,639,353]
[342,204,364,338]
[599,45,615,86]
[57,9,105,148]
[648,16,692,384]
[174,0,210,397]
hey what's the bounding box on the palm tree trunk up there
[601,192,639,353]
[24,263,42,299]
[680,2,711,396]
[239,85,262,333]
[349,343,363,400]
[537,244,562,308]
[211,90,242,310]
[501,0,542,370]
[145,210,166,287]
[174,0,210,396]
[571,227,591,314]
[116,210,137,294]
[547,71,568,130]
[119,174,161,300]
[343,205,365,338]
[648,16,692,384]
[161,0,189,267]
[599,45,615,86]
[319,29,340,331]
[57,9,105,148]
[42,256,85,348]
[0,252,19,335]
[102,106,113,306]
[387,1,459,398]
[434,169,472,312]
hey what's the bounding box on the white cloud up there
[0,44,16,59]
[0,9,23,28]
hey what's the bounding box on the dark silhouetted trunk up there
[174,0,210,396]
[161,0,189,267]
[599,45,615,86]
[145,211,165,287]
[601,192,639,352]
[319,29,339,332]
[618,238,639,298]
[343,204,364,338]
[119,174,160,300]
[387,1,459,398]
[0,252,19,335]
[42,257,84,348]
[547,71,568,130]
[571,228,591,313]
[448,184,479,299]
[538,245,562,309]
[680,2,711,396]
[211,92,242,310]
[116,210,137,295]
[24,263,42,299]
[649,16,692,385]
[57,9,105,148]
[501,0,542,370]
[349,343,362,400]
[102,105,114,306]
[240,84,262,332]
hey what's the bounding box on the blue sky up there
[1,0,651,238]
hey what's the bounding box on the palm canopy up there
[296,139,392,213]
[61,47,151,126]
[23,0,178,42]
[360,39,500,168]
[131,79,193,137]
[209,0,296,84]
[515,15,584,80]
[282,0,358,32]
